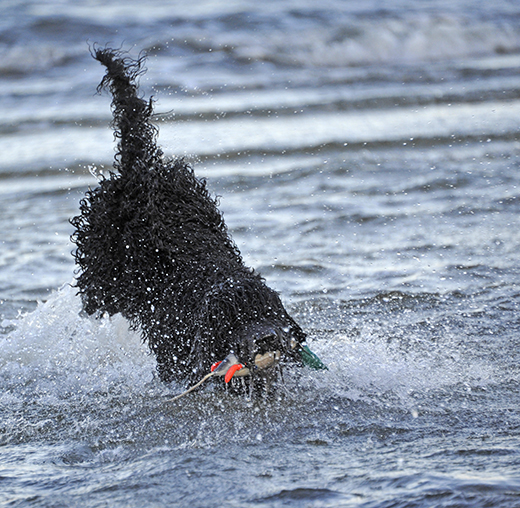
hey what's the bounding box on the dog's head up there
[188,276,306,395]
[207,321,305,396]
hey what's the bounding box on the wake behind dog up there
[71,48,323,397]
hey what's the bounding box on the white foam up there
[0,284,157,404]
[261,15,520,67]
[299,325,496,409]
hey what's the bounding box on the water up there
[1,0,520,506]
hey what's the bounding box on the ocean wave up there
[276,15,520,67]
[0,42,78,76]
[163,12,520,69]
[3,5,520,77]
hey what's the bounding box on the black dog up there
[70,48,308,393]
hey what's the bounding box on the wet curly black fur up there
[70,48,305,388]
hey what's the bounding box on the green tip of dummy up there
[299,345,328,370]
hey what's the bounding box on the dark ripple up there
[254,487,347,505]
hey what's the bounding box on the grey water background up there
[1,0,520,506]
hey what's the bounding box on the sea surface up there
[1,0,520,506]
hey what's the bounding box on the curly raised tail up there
[93,47,162,176]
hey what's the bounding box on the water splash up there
[0,283,157,406]
[296,317,497,413]
[1,284,497,412]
